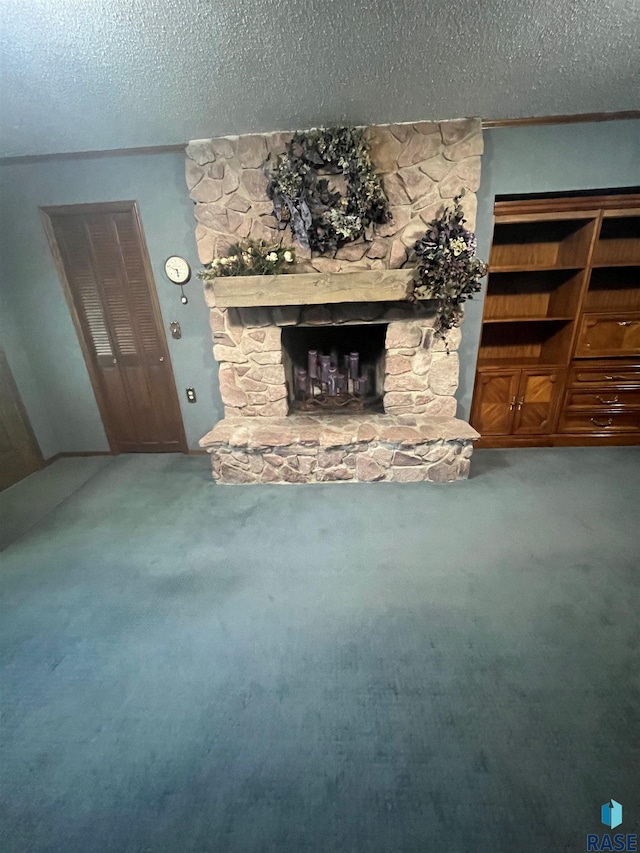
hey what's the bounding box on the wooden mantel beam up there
[206,269,416,308]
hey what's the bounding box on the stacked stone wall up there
[186,119,482,271]
[205,292,461,420]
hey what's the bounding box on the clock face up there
[164,256,191,284]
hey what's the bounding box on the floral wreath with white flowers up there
[266,126,391,254]
[198,239,296,279]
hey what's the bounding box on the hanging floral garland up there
[413,195,488,343]
[266,126,391,254]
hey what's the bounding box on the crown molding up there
[482,110,640,128]
[0,143,186,166]
[1,111,638,164]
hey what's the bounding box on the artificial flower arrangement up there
[198,239,296,279]
[413,194,487,343]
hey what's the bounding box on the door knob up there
[159,356,165,362]
[112,358,117,364]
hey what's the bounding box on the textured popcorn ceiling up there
[0,0,638,158]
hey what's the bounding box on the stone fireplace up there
[199,289,478,483]
[191,119,483,483]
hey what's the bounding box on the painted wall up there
[0,151,222,457]
[457,118,640,420]
[1,119,638,458]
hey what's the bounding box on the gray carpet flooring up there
[1,448,639,853]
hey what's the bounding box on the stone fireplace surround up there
[199,290,479,483]
[191,117,483,483]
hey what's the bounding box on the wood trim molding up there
[0,144,185,166]
[2,111,638,164]
[482,110,640,129]
[41,201,139,217]
[494,193,640,218]
[45,451,114,464]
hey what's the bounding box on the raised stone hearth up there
[200,414,477,484]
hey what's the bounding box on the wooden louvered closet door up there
[42,202,186,453]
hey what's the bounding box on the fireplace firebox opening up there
[281,323,388,415]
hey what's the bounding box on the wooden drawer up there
[565,388,640,410]
[575,314,640,358]
[558,410,640,434]
[568,360,640,386]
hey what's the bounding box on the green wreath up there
[266,127,391,254]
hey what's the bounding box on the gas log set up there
[292,348,378,412]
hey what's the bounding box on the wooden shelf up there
[490,218,597,269]
[484,268,584,321]
[477,356,566,369]
[478,319,573,368]
[489,264,583,273]
[483,316,574,323]
[592,215,640,266]
[584,266,640,313]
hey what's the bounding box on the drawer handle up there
[509,396,516,411]
[597,395,619,404]
[617,321,636,326]
[604,375,626,381]
[590,417,613,427]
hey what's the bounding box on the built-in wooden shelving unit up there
[471,191,640,446]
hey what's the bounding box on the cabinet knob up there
[516,397,524,411]
[509,396,516,410]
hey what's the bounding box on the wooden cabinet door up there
[575,314,640,358]
[470,370,520,435]
[512,369,562,435]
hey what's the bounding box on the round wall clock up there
[164,256,191,284]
